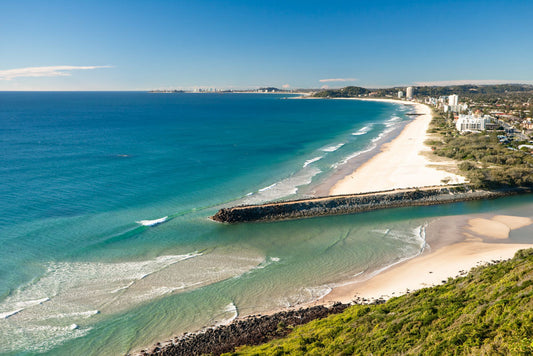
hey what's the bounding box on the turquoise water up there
[1,92,532,355]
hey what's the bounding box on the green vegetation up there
[312,84,533,100]
[427,110,533,188]
[227,249,533,355]
[313,86,370,98]
[404,84,533,99]
[258,87,285,92]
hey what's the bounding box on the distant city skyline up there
[1,0,533,90]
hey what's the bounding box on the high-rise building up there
[398,90,404,98]
[406,86,413,99]
[448,94,459,106]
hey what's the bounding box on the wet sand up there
[319,213,533,304]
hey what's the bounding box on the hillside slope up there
[230,248,533,355]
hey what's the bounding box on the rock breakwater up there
[138,303,352,356]
[212,185,531,223]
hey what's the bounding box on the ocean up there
[1,92,532,355]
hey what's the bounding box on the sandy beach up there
[138,97,533,355]
[142,211,533,355]
[320,213,533,304]
[330,99,466,195]
[319,98,533,304]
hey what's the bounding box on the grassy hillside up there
[228,249,533,355]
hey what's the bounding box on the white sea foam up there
[253,256,281,270]
[321,143,344,152]
[303,156,323,168]
[0,298,50,319]
[352,125,372,136]
[223,302,238,323]
[214,302,239,327]
[372,228,391,236]
[233,256,281,280]
[333,121,401,169]
[363,224,428,283]
[331,143,377,169]
[388,115,401,122]
[414,224,428,252]
[136,216,168,226]
[0,309,23,319]
[241,166,321,205]
[45,310,100,320]
[0,250,268,354]
[381,225,426,250]
[279,285,332,308]
[371,126,395,143]
[259,183,277,192]
[332,122,400,169]
[110,281,135,294]
[383,115,403,128]
[0,252,206,353]
[0,324,92,354]
[17,297,50,308]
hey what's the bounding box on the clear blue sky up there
[1,0,532,90]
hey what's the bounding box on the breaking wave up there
[303,156,323,168]
[239,166,321,205]
[136,216,168,226]
[321,143,345,152]
[352,125,372,136]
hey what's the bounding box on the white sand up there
[330,99,466,195]
[466,215,533,239]
[467,218,511,239]
[321,241,532,303]
[319,214,533,304]
[493,215,533,230]
[318,100,532,304]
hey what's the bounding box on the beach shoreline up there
[139,211,533,355]
[330,98,466,195]
[138,97,533,355]
[209,97,529,318]
[220,98,532,333]
[312,99,533,304]
[318,213,533,305]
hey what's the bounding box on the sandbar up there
[319,213,533,304]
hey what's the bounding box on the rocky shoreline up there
[211,185,532,223]
[135,301,375,356]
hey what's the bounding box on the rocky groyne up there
[138,302,354,356]
[212,185,532,223]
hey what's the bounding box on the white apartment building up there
[456,114,491,132]
[406,86,413,99]
[448,94,458,106]
[398,90,404,98]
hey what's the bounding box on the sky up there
[1,0,532,90]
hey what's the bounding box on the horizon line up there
[1,82,533,92]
